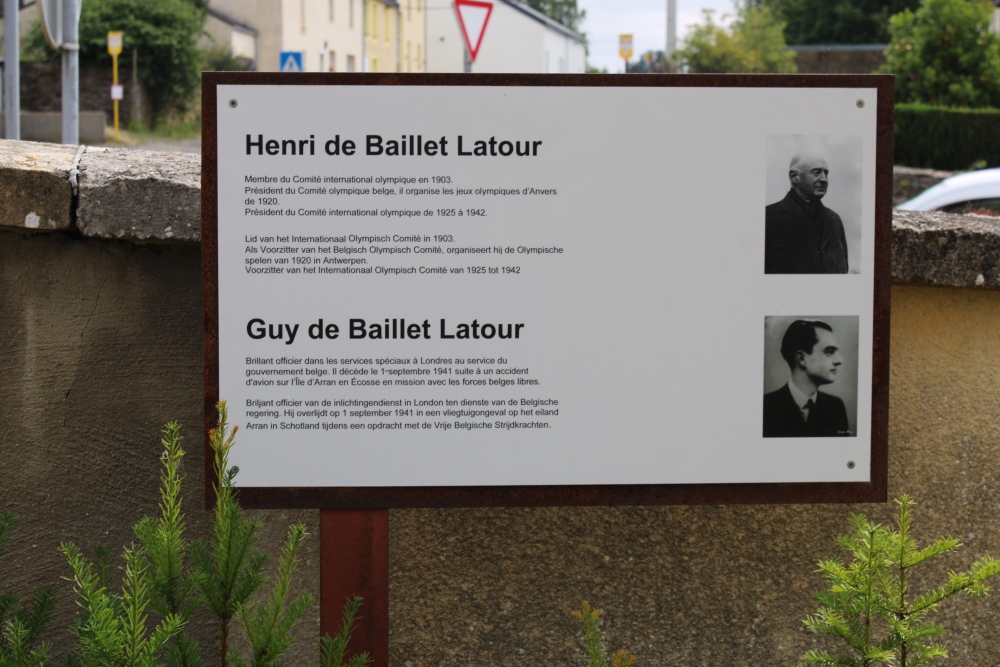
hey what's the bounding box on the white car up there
[897,168,1000,213]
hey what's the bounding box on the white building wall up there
[426,0,584,73]
[280,0,364,72]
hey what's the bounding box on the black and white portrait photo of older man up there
[764,136,862,274]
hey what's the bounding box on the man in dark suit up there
[765,152,849,274]
[763,319,851,438]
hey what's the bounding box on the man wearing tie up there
[763,319,851,437]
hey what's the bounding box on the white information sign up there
[214,82,884,492]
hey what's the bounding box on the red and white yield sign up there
[454,0,493,62]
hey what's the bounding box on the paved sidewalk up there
[97,127,202,154]
[130,136,202,154]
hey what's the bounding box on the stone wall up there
[12,60,152,125]
[3,139,1000,666]
[792,46,886,74]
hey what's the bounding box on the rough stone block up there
[892,209,1000,289]
[77,146,201,242]
[0,139,76,231]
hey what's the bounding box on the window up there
[384,5,390,43]
[372,56,378,72]
[350,0,355,27]
[347,54,356,71]
[406,41,411,71]
[416,44,421,71]
[301,0,307,33]
[329,50,336,71]
[330,0,335,21]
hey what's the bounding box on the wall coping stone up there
[2,139,999,290]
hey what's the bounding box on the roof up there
[206,6,259,36]
[498,0,586,45]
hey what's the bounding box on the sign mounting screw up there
[847,461,856,469]
[229,99,238,108]
[856,99,864,108]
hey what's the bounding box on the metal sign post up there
[41,0,80,144]
[108,31,123,141]
[3,0,20,139]
[454,0,492,71]
[61,0,79,144]
[619,33,633,72]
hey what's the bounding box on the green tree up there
[24,0,207,123]
[881,0,1000,108]
[677,5,796,73]
[762,0,919,45]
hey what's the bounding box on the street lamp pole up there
[666,0,675,66]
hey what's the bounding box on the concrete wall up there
[791,45,887,74]
[3,139,1000,665]
[0,111,107,144]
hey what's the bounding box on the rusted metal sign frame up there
[202,72,892,510]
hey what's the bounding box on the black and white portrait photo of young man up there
[762,316,859,438]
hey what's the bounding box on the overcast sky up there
[580,0,738,72]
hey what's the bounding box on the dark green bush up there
[23,0,206,124]
[895,103,1000,170]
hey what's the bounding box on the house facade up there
[207,0,364,73]
[363,0,398,72]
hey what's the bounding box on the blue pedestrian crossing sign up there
[279,51,304,72]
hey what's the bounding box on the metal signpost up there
[454,0,492,72]
[108,31,123,142]
[619,33,633,72]
[40,0,80,144]
[203,73,893,663]
[280,51,304,73]
[4,0,20,139]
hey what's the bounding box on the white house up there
[426,0,586,73]
[206,0,365,73]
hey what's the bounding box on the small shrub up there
[895,104,1000,170]
[571,601,636,667]
[798,495,1000,667]
[2,403,370,667]
[202,45,254,72]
